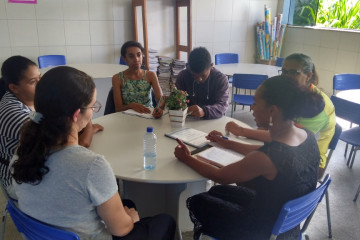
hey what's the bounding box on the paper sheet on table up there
[196,146,244,167]
[165,127,209,148]
[122,108,168,119]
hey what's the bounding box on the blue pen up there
[216,135,228,140]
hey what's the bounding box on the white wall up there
[0,0,278,67]
[281,27,360,95]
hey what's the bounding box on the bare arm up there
[97,193,137,237]
[225,121,271,142]
[78,122,104,148]
[206,130,261,155]
[112,73,150,113]
[147,71,165,118]
[174,139,277,185]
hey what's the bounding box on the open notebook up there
[165,127,209,148]
[122,108,168,119]
[196,146,244,168]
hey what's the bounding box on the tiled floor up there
[1,108,360,240]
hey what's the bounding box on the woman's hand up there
[152,107,163,119]
[129,103,151,114]
[174,139,191,163]
[188,105,204,118]
[124,207,140,223]
[92,123,104,133]
[225,121,245,137]
[206,130,230,148]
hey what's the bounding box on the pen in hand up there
[215,135,228,140]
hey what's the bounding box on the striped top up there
[0,91,31,187]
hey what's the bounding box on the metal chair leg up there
[353,183,360,202]
[347,146,355,167]
[349,149,357,169]
[325,190,332,238]
[0,208,7,240]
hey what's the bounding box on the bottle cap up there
[147,127,153,133]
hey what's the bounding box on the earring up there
[269,116,273,127]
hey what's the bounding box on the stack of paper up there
[158,56,173,96]
[148,48,159,73]
[171,59,186,84]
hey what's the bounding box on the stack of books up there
[256,5,286,61]
[158,56,173,96]
[148,49,159,72]
[171,59,186,84]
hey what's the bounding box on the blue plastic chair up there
[215,53,239,65]
[333,73,360,95]
[275,57,284,67]
[37,55,66,69]
[331,96,360,169]
[215,53,239,84]
[119,56,127,65]
[230,74,268,117]
[270,174,332,240]
[201,175,332,240]
[6,199,80,240]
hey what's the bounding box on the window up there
[287,0,360,30]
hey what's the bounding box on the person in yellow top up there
[214,53,335,178]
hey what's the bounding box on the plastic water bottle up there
[143,127,157,170]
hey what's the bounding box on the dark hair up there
[284,53,319,86]
[188,47,212,73]
[0,56,37,99]
[259,75,324,121]
[120,41,145,57]
[12,66,95,184]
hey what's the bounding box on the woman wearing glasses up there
[0,57,103,199]
[216,53,335,177]
[12,66,176,240]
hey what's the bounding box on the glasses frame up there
[81,100,102,113]
[278,69,302,76]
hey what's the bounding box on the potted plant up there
[165,86,189,127]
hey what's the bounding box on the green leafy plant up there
[316,0,360,29]
[292,0,360,30]
[165,86,189,110]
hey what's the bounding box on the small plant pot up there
[169,107,188,127]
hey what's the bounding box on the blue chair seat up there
[233,95,254,106]
[6,200,80,240]
[340,127,360,168]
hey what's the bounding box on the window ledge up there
[287,25,360,34]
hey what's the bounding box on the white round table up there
[89,113,261,239]
[215,63,280,77]
[336,89,360,104]
[40,63,128,79]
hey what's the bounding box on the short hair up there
[284,53,319,86]
[188,47,212,73]
[259,75,324,121]
[121,41,145,57]
[0,56,37,98]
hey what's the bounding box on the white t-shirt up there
[14,145,118,240]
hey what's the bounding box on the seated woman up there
[112,41,164,118]
[0,56,103,199]
[174,75,323,239]
[12,66,175,240]
[224,53,335,178]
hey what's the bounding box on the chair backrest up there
[320,123,342,178]
[215,53,239,65]
[6,200,80,240]
[104,87,115,115]
[232,74,268,90]
[270,174,332,239]
[330,95,360,125]
[333,74,360,94]
[37,55,66,69]
[275,57,284,67]
[119,56,127,65]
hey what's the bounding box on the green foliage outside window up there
[292,0,360,30]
